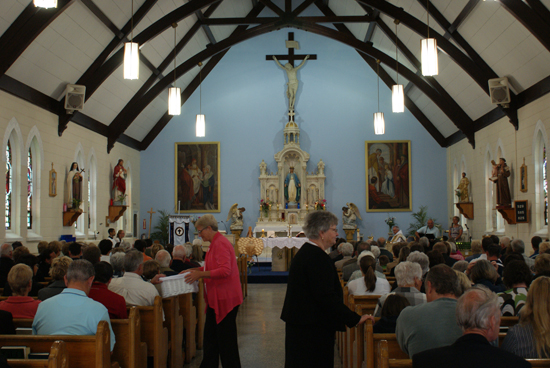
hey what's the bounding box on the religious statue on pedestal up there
[455,172,470,202]
[342,202,361,229]
[489,158,512,207]
[227,203,245,230]
[273,55,309,112]
[66,162,83,209]
[112,159,127,203]
[284,166,301,204]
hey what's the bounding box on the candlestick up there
[178,200,180,212]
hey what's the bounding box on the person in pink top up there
[185,214,243,368]
[0,264,41,318]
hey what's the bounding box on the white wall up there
[448,93,550,254]
[0,91,140,253]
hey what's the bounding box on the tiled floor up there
[186,283,342,367]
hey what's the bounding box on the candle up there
[178,201,180,212]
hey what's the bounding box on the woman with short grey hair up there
[282,211,369,368]
[407,251,430,276]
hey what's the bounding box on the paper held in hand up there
[159,272,199,298]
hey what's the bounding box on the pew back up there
[111,307,147,368]
[162,296,184,368]
[7,340,68,368]
[131,296,168,368]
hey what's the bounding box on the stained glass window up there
[27,149,33,229]
[544,146,548,226]
[5,142,11,230]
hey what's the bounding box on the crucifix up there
[267,32,317,120]
[147,207,156,238]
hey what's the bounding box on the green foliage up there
[406,205,441,237]
[151,209,170,245]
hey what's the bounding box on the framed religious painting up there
[174,142,220,213]
[365,140,412,212]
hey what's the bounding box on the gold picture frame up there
[520,158,527,193]
[365,140,412,212]
[49,163,57,197]
[174,142,220,213]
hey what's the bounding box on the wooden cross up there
[147,207,156,238]
[265,32,317,67]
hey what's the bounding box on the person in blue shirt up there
[32,259,115,351]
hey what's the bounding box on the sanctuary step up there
[247,262,289,284]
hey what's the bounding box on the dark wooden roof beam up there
[499,0,550,53]
[524,0,550,27]
[448,0,480,35]
[364,10,380,43]
[80,0,124,38]
[195,10,217,45]
[201,15,373,25]
[259,0,284,16]
[292,0,316,16]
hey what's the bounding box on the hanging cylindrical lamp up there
[196,62,205,137]
[374,60,385,135]
[168,23,181,115]
[392,20,405,113]
[421,0,438,76]
[34,0,57,8]
[124,0,139,80]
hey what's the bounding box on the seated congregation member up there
[334,242,354,271]
[449,241,465,261]
[455,270,472,296]
[0,264,41,318]
[185,243,201,268]
[191,239,204,265]
[0,244,14,287]
[110,252,125,278]
[109,249,160,306]
[170,245,193,273]
[540,242,550,255]
[82,245,101,265]
[433,242,457,267]
[530,236,542,259]
[329,238,346,261]
[389,246,411,277]
[377,237,393,262]
[88,262,127,319]
[512,239,535,270]
[379,255,390,271]
[487,245,505,276]
[143,260,164,296]
[386,243,403,273]
[0,310,15,334]
[468,259,506,293]
[372,295,410,334]
[533,253,550,280]
[68,242,82,260]
[3,254,44,296]
[502,276,550,359]
[38,256,72,301]
[133,240,152,262]
[348,251,387,283]
[389,226,407,243]
[342,242,370,281]
[151,243,164,260]
[452,260,469,273]
[465,240,483,262]
[413,286,530,368]
[36,247,56,281]
[348,255,391,296]
[374,261,426,317]
[33,260,116,352]
[98,239,113,263]
[427,250,445,269]
[155,250,176,276]
[498,260,531,316]
[405,251,430,292]
[396,264,462,357]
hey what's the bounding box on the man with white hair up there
[0,244,14,287]
[171,245,193,274]
[373,261,426,317]
[412,286,530,367]
[155,250,175,276]
[390,226,406,243]
[334,243,354,270]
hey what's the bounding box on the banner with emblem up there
[169,215,190,245]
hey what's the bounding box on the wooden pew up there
[162,296,184,368]
[365,322,408,368]
[7,340,68,368]
[178,293,197,363]
[13,318,33,328]
[132,296,168,368]
[111,307,147,368]
[500,316,519,327]
[195,279,206,350]
[0,320,117,368]
[346,293,382,367]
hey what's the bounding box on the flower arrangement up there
[260,199,273,216]
[116,194,127,204]
[385,215,396,232]
[314,199,327,211]
[454,189,461,200]
[190,215,199,227]
[247,258,255,274]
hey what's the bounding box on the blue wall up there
[140,28,448,241]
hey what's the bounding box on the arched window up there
[5,142,12,230]
[485,149,494,232]
[533,123,548,231]
[87,152,97,234]
[453,161,459,216]
[27,149,32,229]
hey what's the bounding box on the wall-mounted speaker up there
[488,77,511,105]
[64,84,86,113]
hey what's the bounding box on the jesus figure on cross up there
[273,54,309,111]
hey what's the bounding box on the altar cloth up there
[262,237,310,249]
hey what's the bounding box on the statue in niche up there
[259,160,267,176]
[284,166,301,204]
[227,203,245,230]
[317,159,325,175]
[66,162,83,209]
[342,202,362,229]
[490,158,512,207]
[273,55,309,111]
[112,159,127,203]
[456,172,470,202]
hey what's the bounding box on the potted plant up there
[114,194,127,206]
[151,209,170,245]
[71,198,82,211]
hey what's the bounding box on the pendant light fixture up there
[34,0,57,8]
[392,19,405,113]
[168,23,181,116]
[196,62,205,137]
[421,0,438,76]
[124,0,139,80]
[374,59,385,135]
